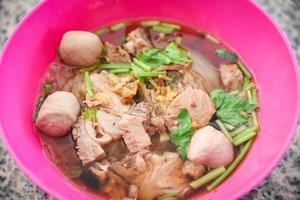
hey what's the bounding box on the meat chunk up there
[96,110,122,140]
[187,126,234,168]
[128,102,152,126]
[36,91,80,137]
[124,27,152,55]
[119,114,152,153]
[106,73,139,104]
[111,152,189,200]
[104,42,131,64]
[72,119,106,165]
[59,31,103,67]
[182,160,205,179]
[90,72,130,114]
[166,87,215,129]
[220,64,244,91]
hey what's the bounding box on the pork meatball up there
[35,91,80,137]
[59,31,103,67]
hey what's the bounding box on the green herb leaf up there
[82,107,98,122]
[170,108,193,159]
[84,71,93,97]
[163,42,191,64]
[43,82,52,91]
[138,42,191,68]
[210,89,256,126]
[215,48,237,61]
[138,48,172,68]
[33,96,46,122]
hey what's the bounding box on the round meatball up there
[188,126,234,168]
[59,31,103,67]
[35,91,80,137]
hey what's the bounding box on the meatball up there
[35,91,80,137]
[187,126,234,168]
[59,31,103,67]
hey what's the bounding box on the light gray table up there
[0,0,299,199]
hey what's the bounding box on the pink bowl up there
[0,0,299,199]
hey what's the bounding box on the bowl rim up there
[0,0,299,199]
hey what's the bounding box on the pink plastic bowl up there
[0,0,299,199]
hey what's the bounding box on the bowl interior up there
[0,0,299,199]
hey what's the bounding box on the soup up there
[33,20,259,200]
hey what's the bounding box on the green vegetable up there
[149,79,158,88]
[82,107,98,122]
[160,22,181,30]
[138,42,191,68]
[216,120,233,143]
[170,108,193,159]
[232,126,257,146]
[109,68,130,74]
[152,25,174,33]
[138,71,166,78]
[215,48,237,61]
[33,96,46,122]
[94,27,109,36]
[210,89,256,126]
[138,48,172,68]
[84,71,93,97]
[110,22,126,31]
[206,34,220,44]
[43,82,52,91]
[190,166,226,189]
[237,60,252,78]
[157,191,178,200]
[133,58,152,71]
[223,123,236,131]
[140,20,160,27]
[207,139,253,191]
[251,88,258,106]
[251,111,259,130]
[230,125,247,137]
[163,42,191,64]
[100,63,131,69]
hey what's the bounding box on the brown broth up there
[38,19,243,199]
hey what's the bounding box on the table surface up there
[0,0,299,199]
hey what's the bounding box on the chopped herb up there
[210,89,256,127]
[138,71,166,78]
[109,68,130,74]
[152,25,174,33]
[43,82,52,91]
[190,166,226,189]
[216,119,233,143]
[100,63,131,69]
[82,107,97,122]
[133,58,152,71]
[94,27,109,36]
[160,22,181,30]
[157,191,178,200]
[232,126,257,145]
[138,48,172,68]
[84,71,93,97]
[216,48,237,61]
[110,22,126,31]
[206,34,220,44]
[163,42,191,64]
[148,78,158,89]
[138,42,191,68]
[170,108,193,159]
[237,60,252,78]
[140,20,160,27]
[230,125,247,137]
[33,96,46,122]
